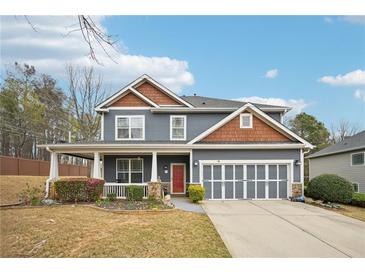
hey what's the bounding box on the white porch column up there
[151,151,158,182]
[45,151,59,198]
[93,152,101,178]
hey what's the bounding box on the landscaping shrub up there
[306,174,353,203]
[86,178,105,201]
[19,183,43,206]
[126,185,144,201]
[54,178,104,202]
[188,185,205,203]
[107,192,117,201]
[352,192,365,208]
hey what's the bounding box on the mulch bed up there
[95,199,174,210]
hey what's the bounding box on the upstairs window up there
[170,115,186,140]
[240,113,253,128]
[351,152,364,166]
[115,115,144,140]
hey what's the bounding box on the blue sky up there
[1,16,365,129]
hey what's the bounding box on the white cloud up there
[264,69,279,79]
[342,16,365,26]
[324,17,334,24]
[354,89,365,102]
[0,16,194,93]
[318,70,365,87]
[234,96,310,115]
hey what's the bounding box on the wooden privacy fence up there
[0,156,89,176]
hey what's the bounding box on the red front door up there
[172,164,185,193]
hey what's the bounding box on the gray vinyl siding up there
[192,149,301,183]
[103,109,283,142]
[103,154,190,184]
[309,150,365,193]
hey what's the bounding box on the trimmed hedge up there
[126,185,144,201]
[352,192,365,208]
[306,174,353,203]
[188,185,205,203]
[54,178,104,202]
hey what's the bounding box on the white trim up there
[350,151,365,166]
[150,107,289,113]
[38,143,306,152]
[189,150,193,184]
[95,74,194,110]
[107,107,153,110]
[300,148,304,184]
[100,113,104,141]
[115,115,145,141]
[188,103,314,148]
[199,159,293,165]
[170,115,187,141]
[240,113,253,128]
[116,157,144,183]
[170,163,186,194]
[129,87,160,108]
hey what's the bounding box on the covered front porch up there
[45,146,192,199]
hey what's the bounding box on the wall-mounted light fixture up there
[194,160,199,166]
[295,160,302,166]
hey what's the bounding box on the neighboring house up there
[308,130,365,193]
[39,74,313,200]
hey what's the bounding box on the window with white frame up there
[352,182,359,193]
[170,115,186,140]
[240,113,253,128]
[116,115,144,140]
[351,152,364,166]
[116,158,143,183]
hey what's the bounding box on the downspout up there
[45,146,53,198]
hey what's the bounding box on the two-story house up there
[308,130,365,193]
[39,74,313,200]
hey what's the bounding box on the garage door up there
[202,163,289,200]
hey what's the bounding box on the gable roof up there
[308,130,365,159]
[95,74,194,111]
[188,103,314,148]
[183,95,291,111]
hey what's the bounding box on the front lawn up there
[0,205,230,258]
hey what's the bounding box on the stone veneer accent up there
[201,110,292,143]
[291,184,303,197]
[110,91,151,107]
[136,82,182,105]
[148,181,162,199]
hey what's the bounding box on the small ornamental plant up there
[188,185,205,203]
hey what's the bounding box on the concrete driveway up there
[203,200,365,258]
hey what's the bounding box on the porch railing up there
[102,183,148,199]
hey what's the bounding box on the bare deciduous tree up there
[67,64,106,142]
[23,15,118,64]
[330,120,360,143]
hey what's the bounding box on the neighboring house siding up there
[309,149,365,193]
[191,149,301,183]
[103,110,283,142]
[103,154,190,184]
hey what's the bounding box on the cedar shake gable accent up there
[200,110,292,143]
[135,82,183,106]
[109,90,151,107]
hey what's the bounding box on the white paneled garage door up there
[201,161,291,200]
